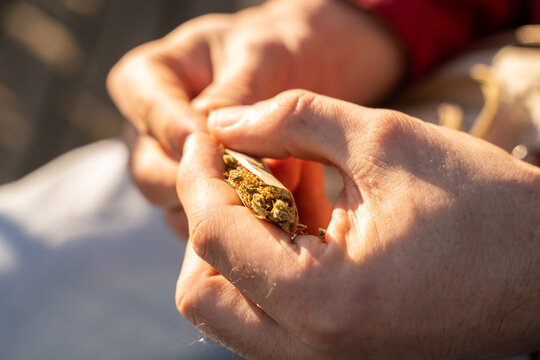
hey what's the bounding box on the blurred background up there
[0,0,262,185]
[1,2,267,359]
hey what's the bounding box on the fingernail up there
[208,106,249,129]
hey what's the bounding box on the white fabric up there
[0,139,241,360]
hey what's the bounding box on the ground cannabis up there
[223,152,303,236]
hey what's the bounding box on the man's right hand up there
[175,90,540,359]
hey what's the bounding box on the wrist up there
[477,161,540,355]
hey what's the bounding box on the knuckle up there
[285,256,351,349]
[107,44,151,95]
[105,64,119,97]
[276,89,315,112]
[296,304,350,350]
[365,109,412,146]
[189,216,214,264]
[176,277,224,332]
[271,89,316,130]
[105,49,134,95]
[345,109,414,181]
[294,289,380,352]
[243,36,288,59]
[175,279,206,326]
[289,255,381,351]
[107,46,160,134]
[175,281,195,320]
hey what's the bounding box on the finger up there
[266,159,332,235]
[176,242,308,359]
[127,132,180,208]
[208,89,386,174]
[263,157,302,193]
[294,161,333,235]
[191,39,291,113]
[191,68,258,114]
[176,134,328,308]
[176,134,242,224]
[164,207,189,240]
[108,40,209,154]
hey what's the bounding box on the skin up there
[107,0,403,237]
[176,90,540,359]
[108,0,540,356]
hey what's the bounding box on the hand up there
[175,90,540,359]
[107,0,403,238]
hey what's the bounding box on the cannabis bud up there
[223,149,306,237]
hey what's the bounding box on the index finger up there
[176,134,328,310]
[107,40,210,154]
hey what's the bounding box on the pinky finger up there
[126,129,180,208]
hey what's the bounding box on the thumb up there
[208,89,385,173]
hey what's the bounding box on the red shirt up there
[347,0,539,77]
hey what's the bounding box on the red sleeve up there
[346,0,529,77]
